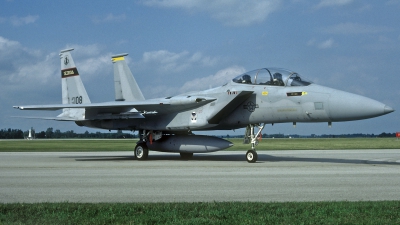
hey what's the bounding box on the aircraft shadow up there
[62,153,400,165]
[264,155,400,166]
[64,154,244,162]
[61,155,135,161]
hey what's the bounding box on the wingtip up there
[111,53,129,58]
[60,48,74,53]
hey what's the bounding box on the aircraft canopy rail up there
[232,68,312,86]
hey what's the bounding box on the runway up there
[1,150,400,203]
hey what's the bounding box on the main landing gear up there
[134,130,194,160]
[134,130,150,160]
[244,123,265,163]
[134,143,148,160]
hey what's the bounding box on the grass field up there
[1,201,400,224]
[0,138,399,152]
[0,139,135,152]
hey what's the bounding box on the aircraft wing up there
[14,96,216,117]
[11,116,83,121]
[11,113,146,121]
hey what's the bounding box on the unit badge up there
[243,101,259,112]
[64,56,69,65]
[191,112,197,123]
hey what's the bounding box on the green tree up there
[46,127,54,138]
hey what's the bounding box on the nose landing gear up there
[246,149,258,163]
[244,123,265,163]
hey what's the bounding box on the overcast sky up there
[1,0,399,136]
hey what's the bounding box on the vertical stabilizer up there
[112,54,145,101]
[58,48,91,120]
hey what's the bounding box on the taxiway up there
[1,150,400,203]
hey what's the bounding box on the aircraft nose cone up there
[328,90,392,121]
[384,105,394,114]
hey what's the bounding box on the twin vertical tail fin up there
[56,50,142,120]
[58,48,91,120]
[112,53,145,102]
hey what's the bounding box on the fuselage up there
[79,80,393,132]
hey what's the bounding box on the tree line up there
[0,128,397,139]
[0,128,135,139]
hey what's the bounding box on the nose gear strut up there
[243,123,265,163]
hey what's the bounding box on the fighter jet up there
[14,48,394,162]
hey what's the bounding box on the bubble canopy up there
[232,68,312,86]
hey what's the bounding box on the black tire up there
[246,150,257,163]
[180,152,193,159]
[135,144,148,160]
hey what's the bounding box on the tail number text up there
[71,96,83,104]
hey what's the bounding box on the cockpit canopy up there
[232,68,312,86]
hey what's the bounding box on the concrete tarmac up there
[1,150,400,203]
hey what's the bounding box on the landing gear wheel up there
[180,152,193,160]
[246,150,258,163]
[135,144,148,160]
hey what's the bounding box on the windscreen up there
[232,68,311,86]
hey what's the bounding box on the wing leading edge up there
[208,91,254,124]
[14,96,217,120]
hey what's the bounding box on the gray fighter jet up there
[14,49,394,162]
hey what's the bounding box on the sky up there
[1,0,399,136]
